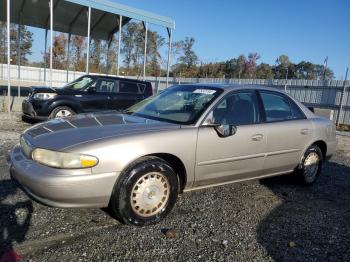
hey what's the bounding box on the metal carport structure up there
[0,0,175,114]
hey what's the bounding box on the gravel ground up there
[0,112,349,261]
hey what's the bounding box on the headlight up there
[33,93,57,100]
[32,148,98,169]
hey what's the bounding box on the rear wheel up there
[109,156,179,226]
[296,144,323,185]
[50,106,75,119]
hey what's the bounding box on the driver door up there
[78,78,116,112]
[194,90,267,187]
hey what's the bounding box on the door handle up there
[300,128,309,135]
[251,134,263,141]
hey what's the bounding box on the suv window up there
[93,79,116,93]
[260,92,303,122]
[119,81,140,94]
[213,91,259,125]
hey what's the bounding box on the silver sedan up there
[8,84,336,226]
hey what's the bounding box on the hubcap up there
[130,172,170,217]
[55,109,72,118]
[304,152,320,183]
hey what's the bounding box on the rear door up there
[258,90,312,174]
[110,80,145,110]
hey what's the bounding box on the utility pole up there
[284,67,289,92]
[336,67,349,127]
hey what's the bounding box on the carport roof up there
[0,0,175,40]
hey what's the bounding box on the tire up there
[109,156,179,226]
[49,106,75,119]
[296,144,323,185]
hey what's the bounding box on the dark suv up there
[22,75,153,120]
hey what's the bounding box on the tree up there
[179,37,198,69]
[90,39,102,73]
[0,22,33,65]
[295,61,316,80]
[105,36,118,75]
[274,54,292,79]
[244,52,261,78]
[256,63,274,79]
[71,35,86,72]
[237,55,246,79]
[43,33,67,70]
[146,30,165,76]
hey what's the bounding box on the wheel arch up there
[49,100,81,114]
[150,153,187,193]
[312,140,327,160]
[118,153,188,194]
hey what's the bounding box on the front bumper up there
[8,145,119,208]
[22,99,49,121]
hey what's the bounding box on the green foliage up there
[178,37,198,69]
[0,22,33,65]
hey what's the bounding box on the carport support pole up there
[116,15,122,76]
[143,22,148,80]
[44,29,48,83]
[7,0,10,114]
[17,17,22,97]
[166,28,172,89]
[86,7,91,74]
[66,33,71,83]
[49,0,53,89]
[336,67,349,126]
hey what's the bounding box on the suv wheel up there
[109,156,179,226]
[50,106,75,119]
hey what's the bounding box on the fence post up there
[336,67,349,126]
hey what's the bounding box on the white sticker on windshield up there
[193,89,216,95]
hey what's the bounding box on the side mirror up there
[87,86,96,93]
[202,112,237,138]
[214,124,237,137]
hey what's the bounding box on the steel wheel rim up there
[55,110,72,118]
[130,172,170,217]
[304,152,320,182]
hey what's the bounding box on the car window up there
[213,92,259,125]
[128,85,222,125]
[119,81,140,94]
[289,99,306,119]
[260,92,299,122]
[138,83,146,93]
[92,79,116,93]
[62,76,95,90]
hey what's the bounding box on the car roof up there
[84,74,150,84]
[177,83,284,93]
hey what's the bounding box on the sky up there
[28,0,350,79]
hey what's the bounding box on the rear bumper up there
[8,145,119,208]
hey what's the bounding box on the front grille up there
[20,136,33,159]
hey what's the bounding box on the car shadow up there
[21,115,40,125]
[0,179,33,262]
[257,161,350,261]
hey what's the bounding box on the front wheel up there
[109,156,179,226]
[296,144,323,185]
[49,106,75,119]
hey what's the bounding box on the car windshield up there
[62,76,94,90]
[126,85,222,124]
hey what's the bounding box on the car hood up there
[23,112,180,150]
[30,86,59,94]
